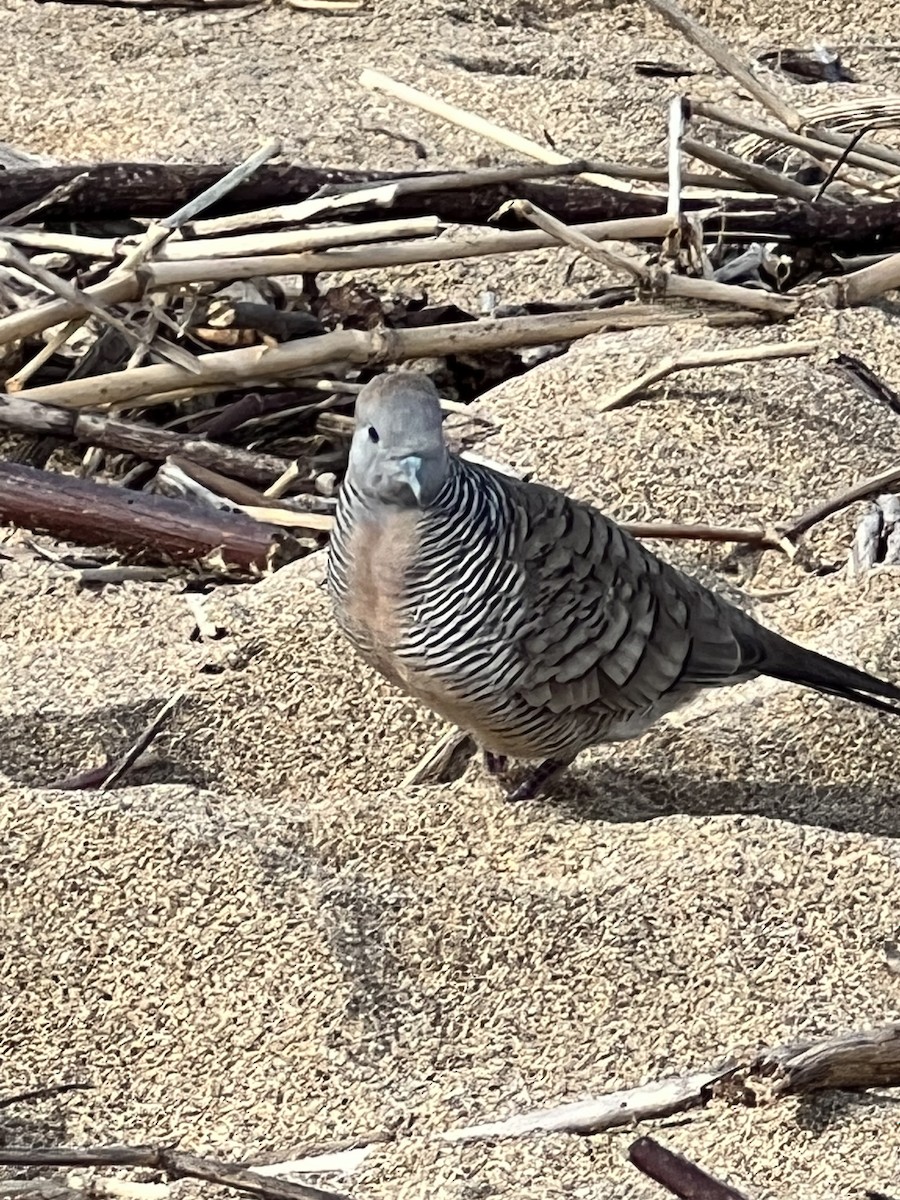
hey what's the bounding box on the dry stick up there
[680,137,819,200]
[443,1021,900,1142]
[692,101,900,179]
[666,96,686,221]
[191,161,596,237]
[98,690,185,792]
[0,214,676,346]
[192,160,756,238]
[16,310,720,411]
[595,341,817,412]
[645,0,800,129]
[7,319,87,391]
[360,68,637,194]
[1,215,442,263]
[442,1068,730,1140]
[0,1083,92,1110]
[114,137,283,276]
[0,243,203,378]
[2,172,90,225]
[781,463,900,541]
[628,1138,754,1200]
[0,1149,344,1200]
[506,198,797,316]
[646,0,900,168]
[621,520,775,547]
[830,251,900,307]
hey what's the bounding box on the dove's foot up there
[506,758,569,802]
[483,750,509,776]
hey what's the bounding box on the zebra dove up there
[327,371,900,801]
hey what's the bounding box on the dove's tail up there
[754,631,900,716]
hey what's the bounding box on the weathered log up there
[3,161,900,251]
[0,392,294,488]
[0,462,304,575]
[0,161,660,225]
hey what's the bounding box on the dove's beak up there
[397,454,424,504]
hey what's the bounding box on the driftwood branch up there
[4,161,900,252]
[0,463,305,576]
[750,1022,900,1093]
[0,161,662,225]
[442,1021,900,1142]
[441,1068,730,1139]
[0,1148,344,1200]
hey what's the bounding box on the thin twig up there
[113,138,283,276]
[0,1148,345,1200]
[2,172,91,225]
[360,69,638,193]
[595,341,817,411]
[98,689,185,792]
[680,137,819,200]
[505,198,797,316]
[620,520,778,547]
[692,101,900,178]
[781,464,900,540]
[0,1083,92,1110]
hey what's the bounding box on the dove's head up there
[347,371,450,508]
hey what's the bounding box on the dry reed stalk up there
[692,101,900,179]
[113,137,283,276]
[506,199,797,316]
[0,215,676,346]
[13,309,713,410]
[189,162,602,237]
[680,137,820,200]
[1,215,442,262]
[828,251,900,306]
[359,69,639,194]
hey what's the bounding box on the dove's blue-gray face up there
[347,372,450,508]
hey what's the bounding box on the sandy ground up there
[3,0,900,1197]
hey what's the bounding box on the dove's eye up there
[368,426,380,444]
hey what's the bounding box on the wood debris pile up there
[3,0,900,583]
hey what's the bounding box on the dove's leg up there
[483,750,509,776]
[506,757,571,802]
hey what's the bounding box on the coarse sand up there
[3,1,900,1197]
